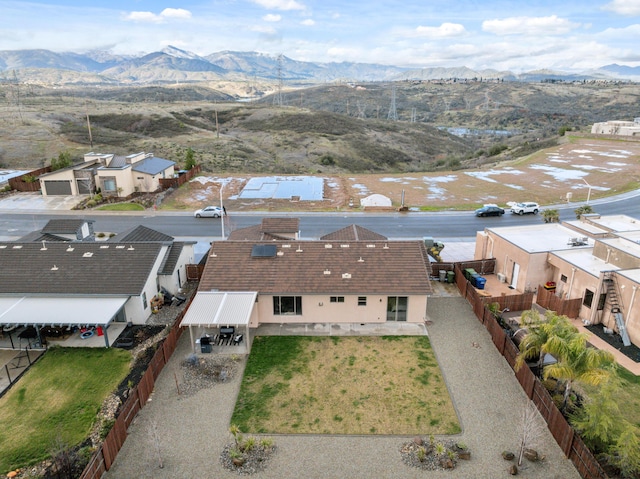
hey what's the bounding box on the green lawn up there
[0,347,131,472]
[96,203,145,211]
[232,336,460,435]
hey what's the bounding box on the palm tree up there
[514,310,575,373]
[543,332,615,411]
[541,208,560,223]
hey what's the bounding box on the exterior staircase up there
[603,271,631,346]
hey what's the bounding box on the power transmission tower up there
[273,54,284,107]
[356,100,366,119]
[387,84,398,121]
[410,107,417,122]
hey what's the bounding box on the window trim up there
[273,295,303,315]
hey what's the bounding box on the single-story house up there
[180,235,433,350]
[0,224,195,347]
[39,151,175,197]
[227,217,300,241]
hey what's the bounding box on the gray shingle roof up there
[132,157,175,175]
[0,242,164,295]
[159,242,185,275]
[110,225,174,243]
[320,224,388,241]
[41,219,94,235]
[199,240,432,295]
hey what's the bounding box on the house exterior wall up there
[134,165,175,193]
[610,275,640,346]
[475,231,551,292]
[158,245,195,295]
[249,293,427,327]
[124,245,169,324]
[593,241,640,269]
[97,168,134,196]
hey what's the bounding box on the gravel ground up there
[103,296,581,479]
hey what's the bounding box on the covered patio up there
[179,291,257,355]
[0,296,130,349]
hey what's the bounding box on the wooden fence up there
[8,166,51,192]
[536,286,582,318]
[159,165,201,190]
[466,282,607,478]
[79,295,192,479]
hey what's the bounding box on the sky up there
[1,0,639,72]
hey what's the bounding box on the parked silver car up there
[194,206,222,218]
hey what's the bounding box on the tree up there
[541,208,559,223]
[543,331,615,411]
[184,147,197,170]
[609,425,640,478]
[515,310,576,373]
[51,151,72,171]
[574,205,593,219]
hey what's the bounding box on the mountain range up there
[1,46,639,86]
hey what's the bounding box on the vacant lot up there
[0,347,131,472]
[231,336,459,435]
[164,135,640,212]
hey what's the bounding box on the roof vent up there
[282,244,291,248]
[325,244,333,248]
[340,244,350,248]
[366,244,376,248]
[83,252,93,258]
[12,245,23,249]
[127,245,135,251]
[51,265,58,271]
[383,243,389,249]
[296,246,303,252]
[324,269,331,275]
[116,245,125,249]
[277,251,284,256]
[40,241,47,251]
[357,257,364,262]
[100,245,109,249]
[66,246,74,252]
[209,251,217,257]
[342,273,352,279]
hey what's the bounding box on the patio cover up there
[180,291,257,352]
[0,296,128,327]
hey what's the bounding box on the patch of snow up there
[528,164,588,181]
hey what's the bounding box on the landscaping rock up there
[412,436,423,446]
[523,448,539,462]
[509,464,518,475]
[502,451,515,461]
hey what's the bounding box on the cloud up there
[250,0,305,11]
[603,0,640,15]
[300,19,315,26]
[415,23,466,38]
[123,8,191,24]
[249,25,278,35]
[482,15,579,36]
[263,14,282,22]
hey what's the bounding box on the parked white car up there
[194,206,222,218]
[510,202,540,215]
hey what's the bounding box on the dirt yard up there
[162,137,640,212]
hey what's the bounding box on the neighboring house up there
[474,214,640,348]
[227,217,300,241]
[0,225,195,346]
[18,218,95,242]
[39,151,175,197]
[591,118,640,137]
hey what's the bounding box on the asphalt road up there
[1,191,639,241]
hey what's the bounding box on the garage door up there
[43,180,72,196]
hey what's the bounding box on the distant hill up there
[1,46,637,87]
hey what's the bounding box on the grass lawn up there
[0,347,131,472]
[96,203,145,211]
[232,336,460,435]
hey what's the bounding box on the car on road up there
[475,204,505,217]
[510,202,540,215]
[194,206,222,218]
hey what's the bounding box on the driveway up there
[0,192,84,211]
[104,296,580,479]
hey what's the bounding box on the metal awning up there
[0,296,128,326]
[180,291,257,327]
[180,291,257,354]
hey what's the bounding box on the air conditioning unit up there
[497,273,506,283]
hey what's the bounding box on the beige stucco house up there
[474,214,640,347]
[39,151,175,197]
